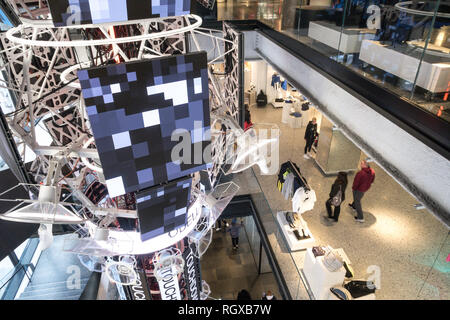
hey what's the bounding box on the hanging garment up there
[281,80,288,91]
[271,74,281,87]
[292,187,317,214]
[282,173,295,200]
[277,180,283,192]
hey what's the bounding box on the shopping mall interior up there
[0,0,449,302]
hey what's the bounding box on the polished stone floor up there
[200,219,281,300]
[233,102,450,300]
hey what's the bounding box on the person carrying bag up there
[326,172,348,222]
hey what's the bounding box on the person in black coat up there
[326,172,348,222]
[304,117,317,159]
[237,289,252,300]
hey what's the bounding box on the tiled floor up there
[230,102,450,300]
[200,220,281,300]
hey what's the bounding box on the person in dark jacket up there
[237,289,252,300]
[227,218,242,249]
[304,117,317,159]
[326,172,348,222]
[349,160,375,222]
[244,104,253,131]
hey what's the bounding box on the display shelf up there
[303,247,346,300]
[308,21,376,54]
[272,100,284,108]
[276,211,315,252]
[359,40,450,93]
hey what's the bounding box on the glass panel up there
[242,215,261,270]
[410,1,450,123]
[14,240,29,261]
[0,256,14,298]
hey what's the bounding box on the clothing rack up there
[288,160,310,191]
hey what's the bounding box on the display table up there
[301,108,312,127]
[359,40,450,93]
[276,211,315,251]
[328,290,376,300]
[288,112,303,128]
[282,101,295,123]
[303,248,346,300]
[308,21,376,54]
[272,100,284,108]
[244,90,256,107]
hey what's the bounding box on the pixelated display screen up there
[136,176,192,241]
[78,52,211,198]
[48,0,191,27]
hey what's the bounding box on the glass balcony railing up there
[213,0,450,124]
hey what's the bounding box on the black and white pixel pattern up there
[48,0,191,27]
[78,52,211,198]
[136,176,192,241]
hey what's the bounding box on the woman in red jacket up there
[349,160,375,223]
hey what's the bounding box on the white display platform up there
[288,114,302,128]
[308,21,376,54]
[276,211,315,251]
[303,248,346,300]
[359,40,450,93]
[301,108,312,127]
[282,102,295,123]
[328,291,376,300]
[272,100,284,108]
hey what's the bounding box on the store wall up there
[251,31,450,225]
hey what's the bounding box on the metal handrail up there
[0,263,32,291]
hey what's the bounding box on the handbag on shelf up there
[312,246,326,257]
[285,212,296,229]
[323,248,344,272]
[330,287,352,300]
[293,229,302,240]
[344,280,376,298]
[343,261,354,278]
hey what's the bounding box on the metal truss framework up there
[0,9,244,252]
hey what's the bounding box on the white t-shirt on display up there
[292,187,316,214]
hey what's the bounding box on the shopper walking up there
[349,160,375,223]
[227,218,242,250]
[262,290,277,300]
[216,219,228,231]
[304,117,317,159]
[326,172,348,222]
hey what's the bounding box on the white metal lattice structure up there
[105,255,138,286]
[200,280,211,300]
[151,247,185,282]
[0,8,248,259]
[6,0,50,20]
